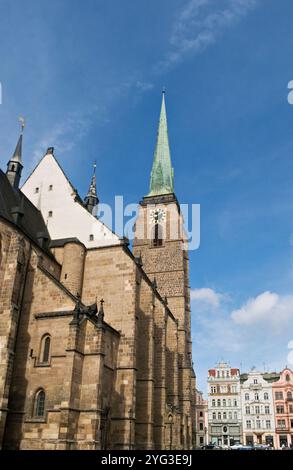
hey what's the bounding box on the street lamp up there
[168,412,174,450]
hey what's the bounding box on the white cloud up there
[135,81,154,92]
[191,287,226,308]
[160,0,258,69]
[231,291,293,326]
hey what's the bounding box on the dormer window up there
[35,187,39,194]
[48,211,53,218]
[89,234,94,241]
[49,185,53,191]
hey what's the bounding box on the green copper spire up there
[148,91,174,196]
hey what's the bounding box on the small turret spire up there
[6,117,25,189]
[147,91,174,197]
[84,161,99,215]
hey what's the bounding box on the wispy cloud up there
[31,110,97,166]
[159,0,259,70]
[191,287,228,309]
[31,78,154,167]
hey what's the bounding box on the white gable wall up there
[21,152,121,248]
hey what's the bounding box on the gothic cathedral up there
[0,93,197,449]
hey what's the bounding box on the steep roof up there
[0,169,50,249]
[148,91,174,196]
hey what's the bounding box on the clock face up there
[150,208,166,225]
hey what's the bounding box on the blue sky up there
[1,0,293,393]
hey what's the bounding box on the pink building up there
[195,390,208,448]
[272,368,293,448]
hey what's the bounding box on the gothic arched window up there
[34,389,46,417]
[151,224,163,247]
[40,334,51,363]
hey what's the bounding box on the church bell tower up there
[133,92,193,431]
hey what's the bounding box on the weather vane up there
[19,116,25,133]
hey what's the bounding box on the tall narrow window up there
[34,390,45,417]
[152,224,163,247]
[43,336,50,363]
[40,334,51,364]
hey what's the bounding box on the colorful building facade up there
[272,368,293,448]
[240,371,276,447]
[195,390,208,448]
[208,362,242,446]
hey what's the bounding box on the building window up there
[255,406,260,414]
[39,334,51,363]
[290,405,293,413]
[291,420,293,428]
[266,420,271,429]
[223,399,226,407]
[200,411,203,417]
[34,389,46,418]
[234,412,237,420]
[211,386,216,394]
[287,391,292,400]
[212,412,216,420]
[277,419,286,429]
[199,423,203,431]
[218,412,221,420]
[229,412,232,419]
[264,392,269,400]
[255,393,259,401]
[234,399,237,407]
[256,420,261,429]
[286,374,290,382]
[49,185,53,191]
[245,406,250,415]
[245,393,249,401]
[275,391,283,400]
[35,187,39,193]
[246,420,251,429]
[89,234,94,241]
[276,406,284,414]
[151,224,163,247]
[212,399,215,407]
[265,406,270,414]
[223,412,227,420]
[226,371,230,377]
[48,211,53,218]
[217,399,221,407]
[200,437,204,444]
[254,379,258,384]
